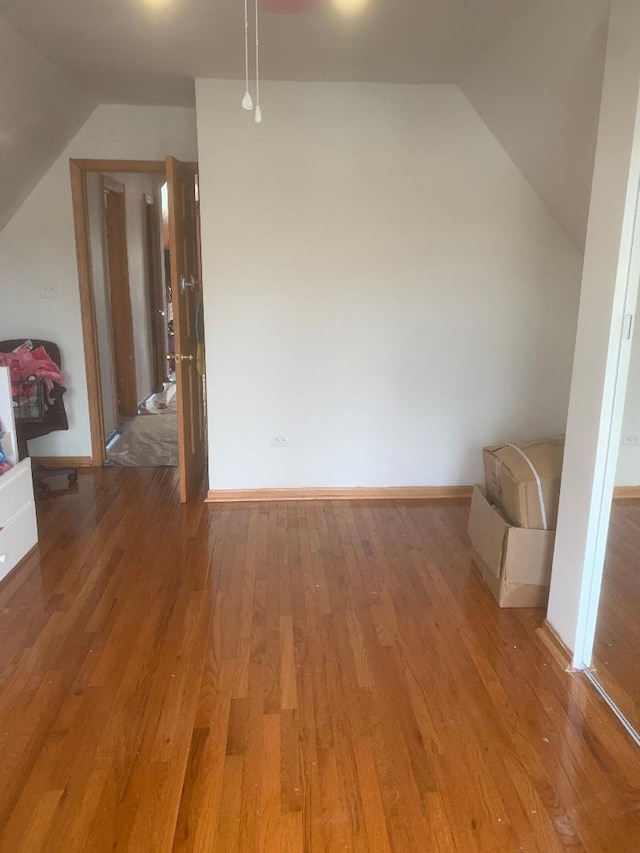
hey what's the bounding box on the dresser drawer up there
[0,459,34,528]
[0,501,38,585]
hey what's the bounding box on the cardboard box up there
[468,485,554,607]
[482,437,564,530]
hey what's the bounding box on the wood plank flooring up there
[0,467,639,851]
[592,499,640,733]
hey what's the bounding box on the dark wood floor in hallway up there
[0,468,639,851]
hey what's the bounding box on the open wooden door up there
[166,157,206,503]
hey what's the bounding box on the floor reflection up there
[592,498,640,733]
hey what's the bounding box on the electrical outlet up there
[40,284,57,299]
[270,436,290,448]
[623,433,640,446]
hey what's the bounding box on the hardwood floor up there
[0,468,639,851]
[593,499,640,733]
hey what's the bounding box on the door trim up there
[102,176,138,421]
[70,159,166,464]
[143,192,166,394]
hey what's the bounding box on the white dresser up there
[0,366,38,584]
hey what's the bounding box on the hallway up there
[0,469,638,850]
[107,384,179,468]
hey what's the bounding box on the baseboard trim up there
[536,619,575,672]
[206,486,474,503]
[613,485,640,499]
[32,456,93,468]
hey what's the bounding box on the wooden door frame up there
[102,175,138,422]
[97,175,124,441]
[70,159,167,465]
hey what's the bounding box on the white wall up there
[0,17,95,232]
[462,0,609,249]
[196,79,583,492]
[547,0,640,657]
[0,104,198,457]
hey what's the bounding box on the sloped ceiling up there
[0,0,535,105]
[461,0,610,249]
[0,17,96,232]
[0,1,611,248]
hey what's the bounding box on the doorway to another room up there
[87,170,177,468]
[70,158,207,503]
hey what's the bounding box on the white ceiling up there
[0,0,536,106]
[0,0,609,246]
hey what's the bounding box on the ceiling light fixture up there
[242,0,262,123]
[141,0,173,9]
[330,0,369,17]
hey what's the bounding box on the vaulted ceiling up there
[0,0,611,247]
[0,17,95,232]
[462,0,610,248]
[0,0,536,105]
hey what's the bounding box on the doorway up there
[70,158,207,502]
[85,168,174,467]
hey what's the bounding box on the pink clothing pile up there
[0,342,64,391]
[0,341,65,425]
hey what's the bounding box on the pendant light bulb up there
[241,0,262,123]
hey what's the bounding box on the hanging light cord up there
[254,0,262,123]
[242,0,253,110]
